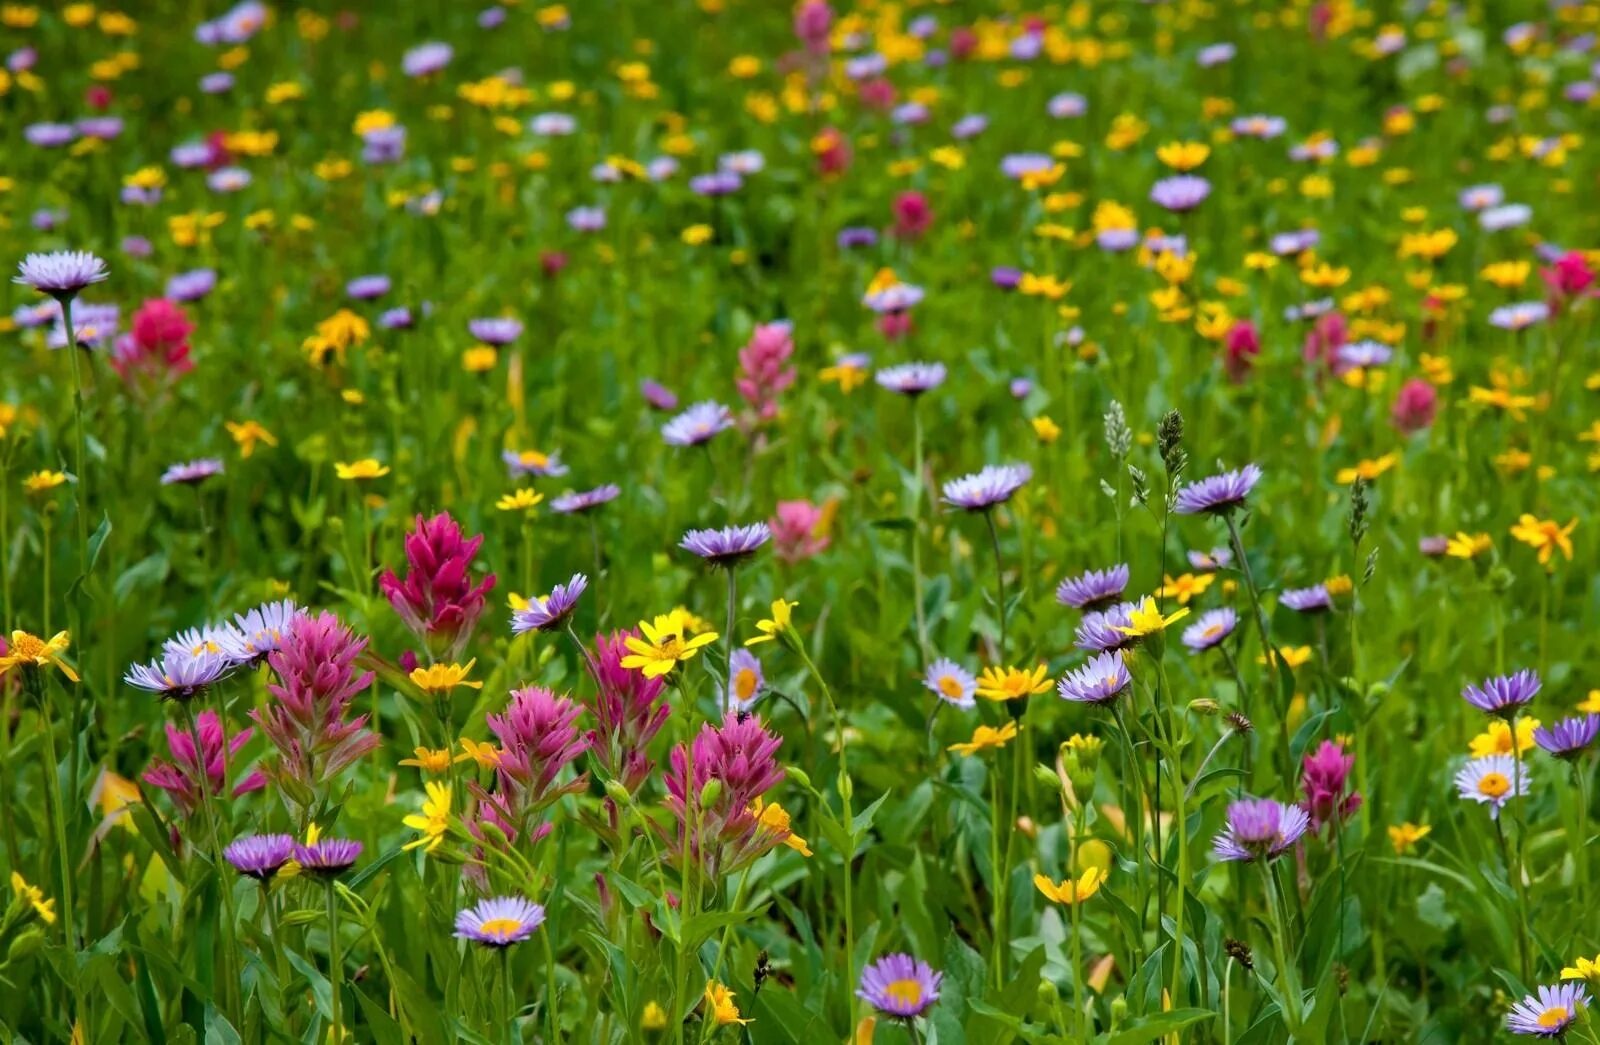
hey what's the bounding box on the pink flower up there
[1223,320,1260,383]
[814,127,851,179]
[1300,740,1361,831]
[112,298,194,389]
[584,632,670,792]
[1391,378,1438,434]
[379,512,496,659]
[253,611,380,804]
[793,0,832,56]
[1541,250,1595,303]
[483,686,590,820]
[769,499,831,563]
[892,191,932,239]
[664,713,788,876]
[950,26,978,60]
[1301,311,1347,375]
[735,323,797,423]
[142,710,265,818]
[877,311,914,340]
[860,77,896,112]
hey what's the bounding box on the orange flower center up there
[885,979,923,1007]
[1477,772,1511,798]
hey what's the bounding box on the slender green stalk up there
[501,946,516,1045]
[1224,513,1291,778]
[1260,862,1302,1032]
[185,699,240,1022]
[724,568,737,703]
[908,400,929,660]
[1508,712,1533,982]
[988,746,1005,989]
[325,880,343,1042]
[983,510,1007,660]
[28,668,81,1023]
[699,866,753,1044]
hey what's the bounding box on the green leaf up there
[204,1006,243,1045]
[1101,1008,1215,1045]
[346,845,407,890]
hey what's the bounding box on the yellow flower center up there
[1478,772,1511,798]
[937,676,965,698]
[1539,1007,1569,1029]
[10,634,46,658]
[1202,624,1223,639]
[735,669,758,700]
[885,979,923,1008]
[478,917,524,939]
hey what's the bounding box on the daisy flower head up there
[680,523,770,567]
[1055,563,1130,610]
[857,953,942,1019]
[1175,464,1263,516]
[923,657,977,709]
[1211,797,1310,862]
[621,614,719,678]
[220,599,301,664]
[662,401,734,447]
[551,484,620,514]
[975,663,1052,703]
[1279,584,1332,614]
[224,833,295,880]
[941,463,1032,511]
[14,250,109,297]
[511,574,588,634]
[1034,866,1109,905]
[875,361,947,396]
[160,458,225,486]
[454,895,546,947]
[1075,602,1140,653]
[1534,714,1600,760]
[0,630,79,682]
[723,648,765,713]
[1462,669,1541,718]
[1182,607,1237,652]
[1150,174,1212,212]
[1454,754,1529,818]
[292,836,362,878]
[1056,652,1132,706]
[1505,983,1587,1038]
[124,646,233,700]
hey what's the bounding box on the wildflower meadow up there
[6,0,1600,1041]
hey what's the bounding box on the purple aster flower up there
[1055,564,1130,610]
[346,275,390,300]
[876,362,946,396]
[646,157,679,182]
[24,123,77,148]
[1057,652,1132,705]
[837,227,879,249]
[1534,714,1600,759]
[200,72,235,94]
[1462,669,1541,718]
[479,6,506,28]
[1197,42,1236,66]
[640,379,679,412]
[1097,228,1140,252]
[719,150,764,175]
[511,574,588,634]
[662,401,734,447]
[1455,754,1529,819]
[219,599,302,664]
[1211,797,1309,862]
[48,302,118,349]
[469,317,523,345]
[293,837,363,878]
[207,167,251,194]
[165,268,217,302]
[160,458,224,486]
[379,307,415,330]
[402,41,453,77]
[1182,608,1238,653]
[858,953,942,1018]
[551,485,620,514]
[1076,602,1139,653]
[680,524,771,566]
[1334,339,1391,373]
[863,282,924,313]
[14,251,109,297]
[530,113,577,136]
[991,266,1023,289]
[566,206,607,232]
[224,833,295,879]
[454,896,546,947]
[1489,302,1550,331]
[1151,175,1212,212]
[723,648,766,713]
[951,114,988,139]
[1174,464,1263,516]
[845,53,888,79]
[1009,378,1033,399]
[1048,92,1087,118]
[171,142,214,168]
[941,464,1031,511]
[1232,114,1287,139]
[362,125,406,164]
[122,236,153,258]
[1001,153,1054,180]
[1280,585,1331,613]
[1459,184,1504,211]
[1418,534,1449,557]
[77,117,124,141]
[923,657,977,709]
[501,449,568,478]
[1479,203,1532,232]
[1506,983,1588,1038]
[124,647,234,701]
[892,102,929,126]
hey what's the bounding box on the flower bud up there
[699,778,724,809]
[1188,698,1221,716]
[786,766,813,790]
[604,778,632,806]
[7,928,44,963]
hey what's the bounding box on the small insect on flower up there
[1454,754,1530,818]
[947,722,1018,756]
[1034,866,1109,905]
[454,896,546,947]
[621,614,719,678]
[1505,983,1588,1038]
[857,953,942,1019]
[923,657,977,709]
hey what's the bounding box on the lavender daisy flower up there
[923,657,977,709]
[48,303,118,350]
[469,317,523,345]
[121,236,153,258]
[163,624,231,660]
[951,114,988,139]
[1490,302,1550,331]
[837,227,879,249]
[723,648,766,713]
[511,574,588,634]
[1533,715,1600,759]
[1056,565,1130,610]
[719,150,765,175]
[1076,602,1139,653]
[1506,983,1588,1037]
[680,524,770,566]
[346,275,390,300]
[1048,92,1087,118]
[991,266,1023,289]
[862,282,924,313]
[551,485,620,514]
[1334,340,1392,372]
[362,126,406,164]
[1418,535,1449,557]
[1001,153,1055,180]
[124,648,233,701]
[1459,184,1504,211]
[941,464,1031,511]
[1231,114,1287,139]
[77,117,124,141]
[24,123,77,148]
[220,599,302,664]
[857,953,942,1019]
[454,896,546,947]
[640,379,678,411]
[1454,754,1529,818]
[207,167,250,193]
[224,834,295,879]
[1182,608,1238,652]
[1211,797,1310,862]
[1462,669,1541,718]
[1280,585,1331,614]
[160,458,225,486]
[566,206,606,232]
[1197,42,1236,66]
[1174,464,1262,516]
[1150,175,1212,212]
[1479,203,1532,232]
[293,837,363,878]
[1057,652,1132,706]
[662,401,734,447]
[171,142,214,168]
[529,113,577,136]
[501,449,569,478]
[1188,547,1232,571]
[379,307,415,331]
[402,41,453,77]
[1097,228,1139,252]
[876,362,946,396]
[165,268,217,302]
[14,251,109,297]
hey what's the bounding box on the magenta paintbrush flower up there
[584,631,671,792]
[379,512,497,660]
[141,709,266,817]
[735,322,796,423]
[1300,740,1361,831]
[475,686,590,844]
[664,712,789,876]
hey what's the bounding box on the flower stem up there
[1260,861,1302,1032]
[984,510,1007,661]
[909,400,929,661]
[185,699,240,1022]
[325,881,343,1041]
[1509,713,1533,983]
